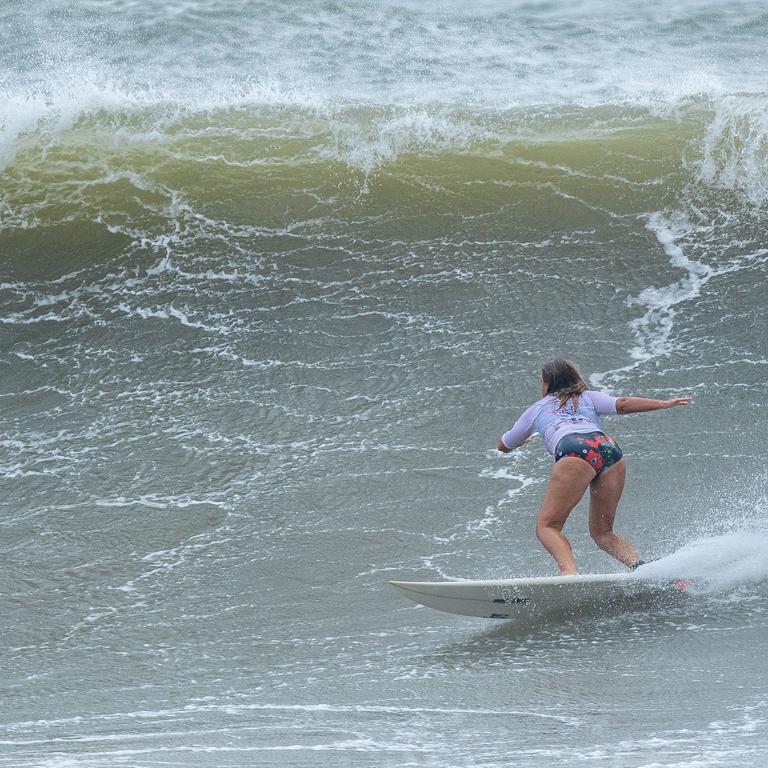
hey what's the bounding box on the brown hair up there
[541,358,589,410]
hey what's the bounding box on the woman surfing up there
[498,359,691,575]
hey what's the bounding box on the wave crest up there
[3,94,768,243]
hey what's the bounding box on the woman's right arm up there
[497,404,538,452]
[615,395,692,414]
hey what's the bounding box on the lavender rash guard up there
[501,390,619,456]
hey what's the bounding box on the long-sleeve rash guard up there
[500,390,618,456]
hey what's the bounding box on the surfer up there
[497,359,691,575]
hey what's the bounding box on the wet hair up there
[541,358,589,410]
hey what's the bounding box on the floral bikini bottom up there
[554,431,623,476]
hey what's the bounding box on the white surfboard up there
[389,572,690,619]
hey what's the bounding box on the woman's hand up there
[664,396,693,408]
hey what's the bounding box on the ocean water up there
[1,1,768,765]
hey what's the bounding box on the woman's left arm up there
[615,395,692,414]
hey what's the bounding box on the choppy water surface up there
[1,1,767,766]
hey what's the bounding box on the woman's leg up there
[536,457,596,574]
[588,458,640,567]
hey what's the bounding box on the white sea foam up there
[592,208,761,388]
[629,213,713,358]
[115,303,229,335]
[698,94,768,207]
[322,109,490,179]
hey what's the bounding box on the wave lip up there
[2,86,768,187]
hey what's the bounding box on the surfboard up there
[389,572,690,619]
